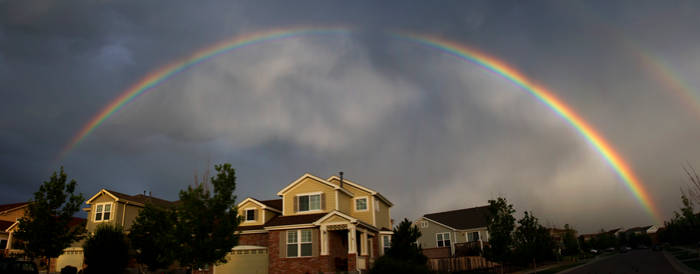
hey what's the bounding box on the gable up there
[277,173,352,197]
[88,192,118,205]
[322,215,350,224]
[239,200,263,210]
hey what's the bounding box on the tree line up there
[9,164,241,274]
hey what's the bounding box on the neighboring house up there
[83,189,177,233]
[415,206,490,259]
[0,202,29,252]
[216,173,394,274]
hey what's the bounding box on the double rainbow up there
[60,27,663,223]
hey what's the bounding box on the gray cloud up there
[2,0,700,233]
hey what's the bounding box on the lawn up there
[684,259,700,271]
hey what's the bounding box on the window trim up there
[420,221,429,228]
[244,208,256,222]
[354,196,369,212]
[467,231,480,242]
[296,192,323,213]
[286,229,313,258]
[93,202,113,222]
[436,232,451,247]
[382,235,391,255]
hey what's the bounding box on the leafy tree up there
[484,197,516,271]
[83,224,129,274]
[128,203,177,271]
[174,163,241,271]
[562,224,580,256]
[513,212,555,268]
[370,218,429,274]
[13,167,86,271]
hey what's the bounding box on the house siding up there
[86,194,118,233]
[282,178,335,216]
[415,218,454,249]
[238,200,265,226]
[0,207,26,223]
[375,199,391,229]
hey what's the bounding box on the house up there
[0,202,30,252]
[83,189,177,233]
[216,172,394,274]
[414,205,490,259]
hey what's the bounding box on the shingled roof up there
[260,199,283,211]
[0,202,29,213]
[423,205,490,230]
[265,213,327,227]
[100,189,177,208]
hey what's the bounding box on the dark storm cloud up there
[2,0,700,232]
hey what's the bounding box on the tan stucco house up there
[415,205,490,258]
[216,172,394,274]
[83,189,177,233]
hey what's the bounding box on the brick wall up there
[268,230,333,274]
[239,232,269,246]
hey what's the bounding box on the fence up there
[428,256,498,272]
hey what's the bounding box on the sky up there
[1,0,700,233]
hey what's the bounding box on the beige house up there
[83,189,176,233]
[217,172,394,274]
[415,206,490,258]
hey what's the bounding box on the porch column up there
[348,225,356,254]
[320,225,329,255]
[6,230,13,249]
[360,230,368,255]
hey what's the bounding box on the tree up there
[484,197,516,271]
[682,166,700,205]
[513,211,555,268]
[174,163,241,271]
[13,167,85,271]
[562,224,580,256]
[83,224,129,274]
[370,218,429,274]
[128,203,177,272]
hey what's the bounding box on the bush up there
[61,265,78,274]
[83,224,129,274]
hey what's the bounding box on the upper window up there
[467,231,480,242]
[245,209,256,221]
[287,229,312,257]
[355,197,368,211]
[436,232,451,247]
[94,203,112,222]
[420,221,428,228]
[298,194,321,212]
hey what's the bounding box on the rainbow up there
[60,28,663,223]
[636,51,700,120]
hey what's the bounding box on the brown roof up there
[68,217,86,228]
[265,213,327,227]
[104,190,177,208]
[380,227,392,232]
[0,202,29,213]
[260,199,283,211]
[423,205,490,230]
[0,220,15,231]
[238,225,266,231]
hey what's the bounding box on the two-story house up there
[414,205,490,259]
[83,189,177,234]
[216,173,394,274]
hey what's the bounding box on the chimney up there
[149,191,152,197]
[143,190,146,196]
[339,171,344,188]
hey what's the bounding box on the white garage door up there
[214,245,268,274]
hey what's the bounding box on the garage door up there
[214,245,268,274]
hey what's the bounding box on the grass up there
[674,251,699,260]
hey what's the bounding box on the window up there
[467,231,480,242]
[382,235,391,254]
[245,209,256,221]
[298,194,321,212]
[420,221,428,228]
[94,203,112,222]
[436,232,451,247]
[287,229,313,257]
[355,197,368,211]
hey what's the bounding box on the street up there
[564,250,682,274]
